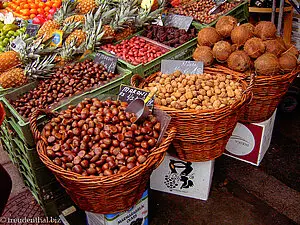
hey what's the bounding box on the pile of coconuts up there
[193,16,299,75]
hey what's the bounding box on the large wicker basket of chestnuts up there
[30,98,176,214]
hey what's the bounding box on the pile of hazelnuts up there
[42,98,161,176]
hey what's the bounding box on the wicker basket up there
[30,109,176,214]
[131,66,252,162]
[238,67,299,123]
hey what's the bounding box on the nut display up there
[11,60,118,118]
[144,71,243,110]
[102,36,169,65]
[171,0,239,24]
[42,98,161,176]
[142,25,197,48]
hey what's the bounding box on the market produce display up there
[171,0,240,24]
[142,24,197,47]
[143,71,243,110]
[102,36,170,65]
[193,16,299,74]
[6,0,61,20]
[11,59,119,118]
[42,98,161,176]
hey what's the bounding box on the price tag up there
[50,30,63,47]
[94,53,118,73]
[164,14,193,31]
[10,36,26,52]
[161,60,204,74]
[25,24,40,37]
[118,84,154,109]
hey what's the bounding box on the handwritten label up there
[94,53,118,73]
[118,85,154,109]
[161,60,204,74]
[10,36,26,52]
[25,24,40,37]
[164,14,193,31]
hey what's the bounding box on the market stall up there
[0,0,298,224]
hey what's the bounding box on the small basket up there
[30,109,176,214]
[131,66,253,162]
[238,67,299,123]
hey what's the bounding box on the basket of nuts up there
[30,98,176,214]
[131,66,252,162]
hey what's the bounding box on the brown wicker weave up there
[30,109,176,214]
[131,66,252,162]
[238,67,299,123]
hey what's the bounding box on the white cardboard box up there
[224,110,276,166]
[150,153,215,200]
[86,190,148,225]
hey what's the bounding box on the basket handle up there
[242,72,255,104]
[29,109,58,144]
[131,74,145,88]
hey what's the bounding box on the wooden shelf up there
[249,6,293,13]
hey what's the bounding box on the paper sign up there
[10,36,26,52]
[164,14,193,31]
[25,24,40,37]
[50,30,63,47]
[118,85,154,109]
[94,53,118,73]
[161,60,204,74]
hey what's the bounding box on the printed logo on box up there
[226,123,255,156]
[164,159,195,191]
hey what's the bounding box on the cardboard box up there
[150,153,215,200]
[86,190,148,225]
[224,110,276,166]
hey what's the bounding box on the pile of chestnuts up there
[42,98,161,176]
[11,60,118,118]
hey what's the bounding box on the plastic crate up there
[0,65,131,147]
[23,178,74,217]
[0,137,18,165]
[0,85,13,97]
[102,36,197,77]
[192,0,249,30]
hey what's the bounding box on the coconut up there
[215,16,237,38]
[254,21,277,40]
[240,23,255,34]
[279,53,298,72]
[227,50,251,72]
[212,41,232,62]
[231,25,253,47]
[244,37,265,58]
[197,27,221,47]
[264,39,286,57]
[193,46,214,66]
[254,53,280,75]
[284,43,299,58]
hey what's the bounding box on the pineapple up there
[65,29,87,47]
[0,51,20,73]
[76,0,97,14]
[63,15,85,25]
[102,0,139,41]
[0,68,27,88]
[0,55,56,88]
[38,0,76,40]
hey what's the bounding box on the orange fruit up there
[30,13,36,19]
[52,2,61,8]
[38,2,45,8]
[45,1,52,7]
[44,6,50,12]
[20,8,30,16]
[37,8,44,14]
[23,4,30,9]
[29,8,37,14]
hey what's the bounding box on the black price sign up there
[94,52,118,73]
[25,24,40,37]
[118,85,154,109]
[161,60,204,74]
[164,14,193,31]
